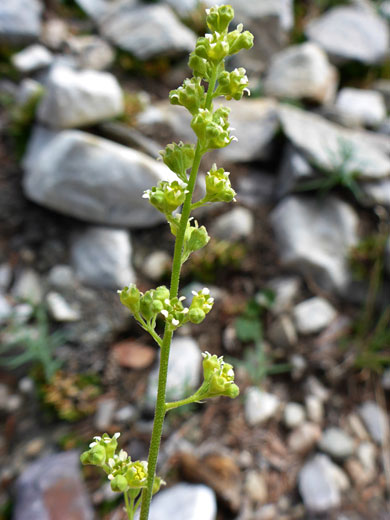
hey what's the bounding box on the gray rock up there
[0,295,12,325]
[40,18,69,50]
[318,427,355,459]
[134,483,217,520]
[16,79,44,107]
[11,44,53,73]
[283,402,306,429]
[245,387,280,426]
[210,207,254,241]
[379,117,390,136]
[217,98,279,163]
[264,42,338,104]
[100,4,196,60]
[276,144,316,199]
[305,6,390,64]
[47,265,77,290]
[46,292,80,322]
[142,251,171,281]
[299,454,341,512]
[278,105,390,179]
[0,263,12,292]
[23,128,176,227]
[270,195,359,293]
[137,101,194,144]
[165,0,214,18]
[305,376,330,403]
[37,65,123,128]
[71,226,135,290]
[229,0,293,30]
[0,0,43,45]
[114,404,137,424]
[373,79,390,110]
[75,0,136,22]
[267,314,297,349]
[12,268,43,304]
[236,170,276,208]
[94,398,117,431]
[267,275,300,314]
[335,88,387,128]
[360,178,390,207]
[65,35,115,70]
[358,401,389,444]
[293,297,337,335]
[146,337,201,406]
[13,451,94,520]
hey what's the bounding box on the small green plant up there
[0,304,63,382]
[231,292,291,386]
[81,6,253,518]
[297,137,364,201]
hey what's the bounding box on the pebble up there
[46,292,80,322]
[357,442,376,473]
[245,470,268,504]
[267,276,300,315]
[318,427,355,459]
[111,340,156,370]
[114,405,138,424]
[11,44,53,74]
[142,251,171,280]
[283,402,306,429]
[12,268,43,305]
[293,297,337,335]
[47,265,77,290]
[210,207,254,242]
[335,88,387,128]
[245,388,281,426]
[305,376,331,402]
[18,377,35,394]
[305,395,324,424]
[267,314,297,349]
[299,454,341,512]
[289,354,307,380]
[134,483,217,520]
[94,398,117,431]
[288,422,322,453]
[24,438,45,457]
[358,401,389,444]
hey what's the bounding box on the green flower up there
[143,181,188,215]
[118,285,141,314]
[200,352,239,399]
[227,23,254,55]
[125,460,148,488]
[191,107,236,151]
[205,164,236,203]
[160,142,195,182]
[80,432,121,468]
[206,5,235,34]
[188,288,214,324]
[169,77,206,115]
[217,67,250,100]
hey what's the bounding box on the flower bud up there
[202,352,221,379]
[227,26,254,56]
[152,476,166,495]
[110,474,128,493]
[169,78,206,115]
[187,224,210,252]
[188,307,206,324]
[191,107,234,151]
[144,181,187,215]
[206,5,235,33]
[140,290,155,321]
[205,164,236,203]
[200,352,239,399]
[154,286,170,303]
[119,284,141,314]
[217,67,250,101]
[188,52,209,78]
[160,142,195,182]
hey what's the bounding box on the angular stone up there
[11,44,53,73]
[305,6,390,64]
[37,65,123,128]
[270,195,359,293]
[264,42,338,104]
[210,207,254,241]
[71,226,135,290]
[318,427,355,459]
[279,105,390,179]
[335,88,387,128]
[134,483,217,520]
[13,451,94,520]
[293,297,337,335]
[146,337,201,406]
[299,454,341,512]
[23,128,175,227]
[0,0,43,45]
[245,387,280,426]
[100,4,196,60]
[217,98,279,163]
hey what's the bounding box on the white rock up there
[217,99,279,163]
[75,0,134,21]
[46,292,80,322]
[299,454,341,512]
[146,337,201,406]
[11,44,52,73]
[23,128,176,227]
[305,395,324,424]
[357,442,376,473]
[16,78,43,107]
[71,226,135,290]
[41,18,69,50]
[264,42,338,104]
[12,268,43,304]
[47,265,77,289]
[37,65,123,128]
[279,105,390,179]
[373,79,390,110]
[335,88,387,128]
[360,178,390,207]
[165,0,214,18]
[245,387,280,426]
[100,4,196,60]
[270,195,359,293]
[94,398,117,431]
[305,6,390,64]
[229,0,294,30]
[114,405,137,424]
[134,483,216,520]
[318,427,355,459]
[0,295,12,325]
[267,276,300,314]
[283,402,306,429]
[288,422,322,453]
[358,401,389,444]
[142,251,171,281]
[210,207,254,241]
[290,354,307,380]
[245,470,268,504]
[305,376,331,402]
[66,35,115,70]
[0,0,43,44]
[293,297,337,335]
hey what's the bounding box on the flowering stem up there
[124,491,133,520]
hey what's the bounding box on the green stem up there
[165,383,207,411]
[139,65,218,520]
[124,491,133,520]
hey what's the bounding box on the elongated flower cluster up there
[143,181,188,215]
[81,433,164,495]
[200,351,239,398]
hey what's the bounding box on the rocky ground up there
[0,0,389,519]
